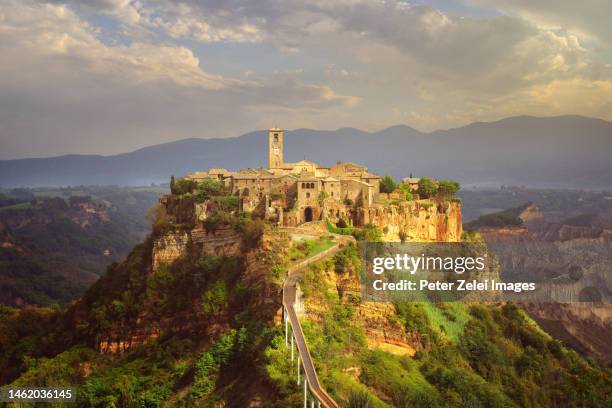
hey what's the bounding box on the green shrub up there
[437,180,460,197]
[326,219,353,235]
[194,180,226,201]
[353,224,382,242]
[417,178,437,198]
[210,195,240,211]
[242,218,265,248]
[380,175,398,194]
[397,182,414,201]
[172,178,197,195]
[347,390,375,408]
[203,211,234,232]
[200,280,228,316]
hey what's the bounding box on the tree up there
[201,280,228,316]
[397,182,413,200]
[417,178,437,198]
[172,178,197,195]
[380,175,398,193]
[437,180,460,197]
[170,175,176,194]
[318,190,329,206]
[195,179,225,201]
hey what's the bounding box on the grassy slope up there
[289,245,612,408]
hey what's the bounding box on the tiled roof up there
[341,178,372,187]
[322,176,339,182]
[233,173,258,179]
[332,161,367,170]
[208,168,228,174]
[185,171,209,179]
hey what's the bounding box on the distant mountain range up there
[1,115,610,189]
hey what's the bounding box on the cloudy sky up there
[1,0,611,159]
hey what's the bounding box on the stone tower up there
[268,128,284,169]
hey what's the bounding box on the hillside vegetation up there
[0,182,610,407]
[0,186,164,306]
[278,243,612,407]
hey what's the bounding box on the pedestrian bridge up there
[282,231,354,408]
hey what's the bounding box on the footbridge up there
[281,229,354,408]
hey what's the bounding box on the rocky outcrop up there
[152,231,190,271]
[478,226,529,238]
[302,255,418,357]
[479,217,612,362]
[152,226,244,272]
[535,224,612,242]
[524,302,612,363]
[358,201,462,242]
[519,202,543,223]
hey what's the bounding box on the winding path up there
[282,230,354,408]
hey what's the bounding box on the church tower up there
[268,128,284,169]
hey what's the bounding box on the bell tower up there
[268,128,284,169]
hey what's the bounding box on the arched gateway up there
[304,207,313,222]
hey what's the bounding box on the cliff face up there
[358,201,462,242]
[524,302,612,363]
[300,255,418,357]
[518,202,543,223]
[477,211,612,363]
[95,228,281,355]
[91,193,281,355]
[152,227,244,272]
[534,224,612,242]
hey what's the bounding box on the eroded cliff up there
[358,200,462,242]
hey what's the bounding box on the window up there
[274,133,278,142]
[331,192,334,197]
[306,192,310,198]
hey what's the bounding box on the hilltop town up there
[178,128,462,241]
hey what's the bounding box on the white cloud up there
[468,0,612,44]
[0,0,359,158]
[0,0,610,155]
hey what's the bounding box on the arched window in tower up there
[306,192,310,198]
[274,133,278,142]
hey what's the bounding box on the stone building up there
[186,127,385,225]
